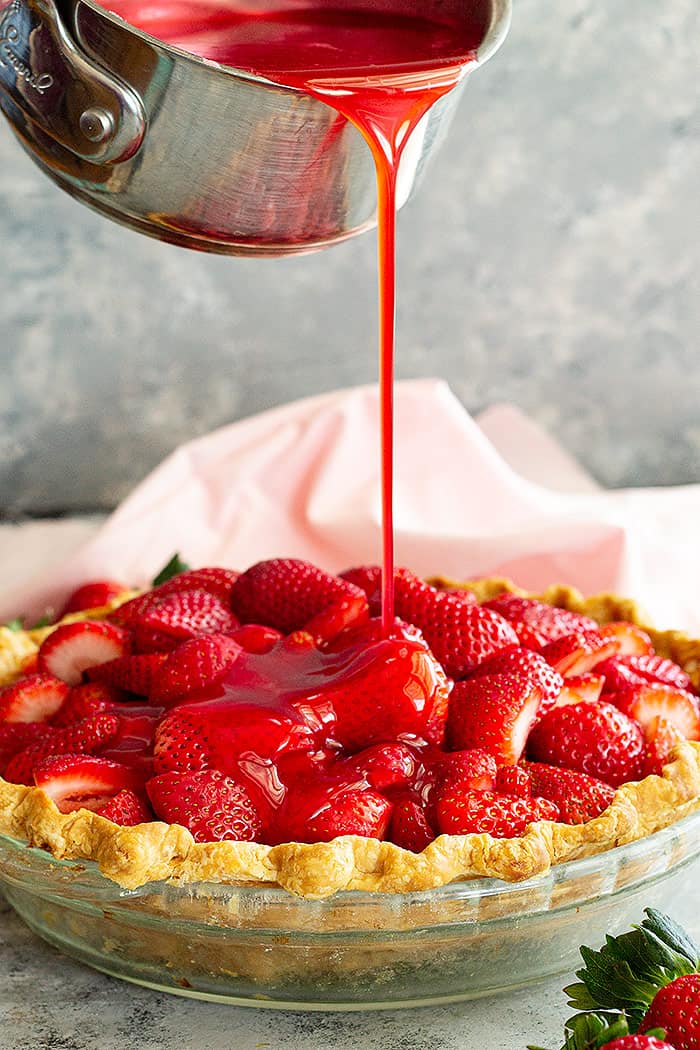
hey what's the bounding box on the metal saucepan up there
[0,0,511,255]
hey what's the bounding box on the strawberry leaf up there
[643,907,700,969]
[528,1011,631,1050]
[3,617,24,632]
[152,554,191,588]
[565,909,700,1030]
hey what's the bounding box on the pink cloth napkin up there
[2,378,699,632]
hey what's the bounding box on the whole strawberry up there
[641,975,700,1049]
[231,558,368,639]
[527,700,646,787]
[601,1040,674,1049]
[393,569,519,679]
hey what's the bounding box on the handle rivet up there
[79,107,114,143]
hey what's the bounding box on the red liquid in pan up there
[103,0,490,629]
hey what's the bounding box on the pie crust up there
[1,578,700,900]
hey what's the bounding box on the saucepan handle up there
[0,0,144,163]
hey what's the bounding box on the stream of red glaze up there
[100,0,490,631]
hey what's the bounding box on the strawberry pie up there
[1,559,700,899]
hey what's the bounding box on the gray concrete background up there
[1,0,698,516]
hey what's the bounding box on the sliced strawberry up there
[149,634,243,704]
[132,590,239,652]
[481,594,598,649]
[0,673,70,723]
[495,765,532,798]
[33,754,141,813]
[52,683,124,726]
[150,567,240,605]
[89,652,167,695]
[527,700,646,787]
[643,716,685,776]
[146,769,263,843]
[539,630,617,676]
[38,621,131,686]
[277,785,392,844]
[469,647,563,718]
[231,559,368,637]
[0,723,53,774]
[340,742,417,791]
[612,683,700,741]
[598,654,692,694]
[447,673,543,764]
[60,579,126,617]
[599,622,653,656]
[4,714,120,785]
[436,789,559,837]
[98,789,152,826]
[393,569,519,679]
[521,762,615,824]
[552,673,605,708]
[388,793,435,852]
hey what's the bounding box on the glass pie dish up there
[2,809,700,1010]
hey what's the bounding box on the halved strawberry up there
[132,590,239,652]
[38,621,131,686]
[146,769,263,843]
[228,624,283,654]
[521,761,615,824]
[153,696,323,776]
[339,565,383,616]
[149,634,243,704]
[150,567,240,605]
[612,683,700,741]
[599,622,653,656]
[98,789,152,826]
[598,654,692,694]
[0,673,70,723]
[60,579,126,617]
[0,723,53,774]
[277,785,392,844]
[52,683,124,726]
[388,793,435,853]
[304,591,370,646]
[33,754,141,813]
[433,749,498,793]
[539,630,617,676]
[436,789,559,837]
[4,714,120,785]
[340,742,417,792]
[393,569,519,679]
[468,647,563,718]
[481,594,598,649]
[553,673,605,708]
[527,700,646,787]
[643,716,685,777]
[323,634,450,751]
[495,765,532,798]
[231,559,369,637]
[89,652,167,695]
[447,673,543,764]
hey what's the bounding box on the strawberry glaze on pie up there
[2,564,700,899]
